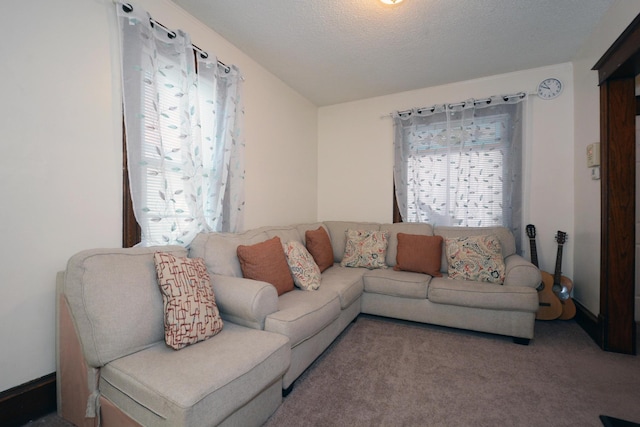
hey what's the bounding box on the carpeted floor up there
[263,315,640,427]
[29,316,639,426]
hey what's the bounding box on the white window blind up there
[405,114,509,226]
[393,94,525,249]
[139,67,194,242]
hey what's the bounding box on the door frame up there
[589,13,640,354]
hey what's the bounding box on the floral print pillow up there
[340,229,389,269]
[445,235,505,284]
[282,241,321,290]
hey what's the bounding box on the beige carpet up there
[264,315,640,427]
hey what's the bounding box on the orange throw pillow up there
[394,233,443,277]
[237,236,294,296]
[305,227,334,272]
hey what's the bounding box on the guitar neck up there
[528,238,539,268]
[553,244,564,284]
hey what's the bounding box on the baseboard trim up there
[0,373,56,427]
[574,299,603,348]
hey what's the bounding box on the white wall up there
[318,63,575,278]
[0,0,317,393]
[572,0,640,318]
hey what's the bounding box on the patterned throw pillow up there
[237,236,295,296]
[445,235,506,284]
[305,226,334,272]
[340,229,389,269]
[282,241,321,290]
[154,252,224,350]
[394,233,443,277]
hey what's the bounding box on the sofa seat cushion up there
[428,277,539,312]
[318,265,365,308]
[363,269,431,299]
[99,322,290,427]
[265,288,341,348]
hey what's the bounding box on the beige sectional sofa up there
[57,221,540,426]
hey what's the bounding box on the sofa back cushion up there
[63,246,187,368]
[434,226,516,273]
[380,222,434,267]
[262,225,304,245]
[189,229,268,277]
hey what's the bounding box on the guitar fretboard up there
[528,238,539,268]
[554,244,564,285]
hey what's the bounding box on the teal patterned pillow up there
[340,229,389,269]
[445,235,505,284]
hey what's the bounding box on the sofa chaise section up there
[57,246,290,427]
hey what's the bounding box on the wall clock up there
[537,78,563,100]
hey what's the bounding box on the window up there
[118,4,244,247]
[404,114,510,225]
[122,35,199,246]
[393,95,525,246]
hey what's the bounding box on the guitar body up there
[557,275,576,320]
[551,231,576,321]
[537,271,563,320]
[526,225,562,321]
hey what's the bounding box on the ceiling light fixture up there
[380,0,404,4]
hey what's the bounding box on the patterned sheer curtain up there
[393,94,525,249]
[116,4,244,246]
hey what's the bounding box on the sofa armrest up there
[503,254,541,288]
[211,274,279,330]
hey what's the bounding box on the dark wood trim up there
[593,14,640,84]
[574,299,603,347]
[392,178,402,223]
[594,12,640,355]
[0,373,56,427]
[122,118,141,248]
[598,78,637,355]
[636,95,640,116]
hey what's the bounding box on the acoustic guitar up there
[552,231,576,320]
[526,225,562,320]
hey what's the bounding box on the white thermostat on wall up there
[537,78,563,100]
[587,142,600,167]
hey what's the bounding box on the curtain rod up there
[121,3,231,74]
[391,91,527,118]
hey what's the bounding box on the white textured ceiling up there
[172,0,614,106]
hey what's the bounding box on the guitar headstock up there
[555,231,567,245]
[526,224,536,239]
